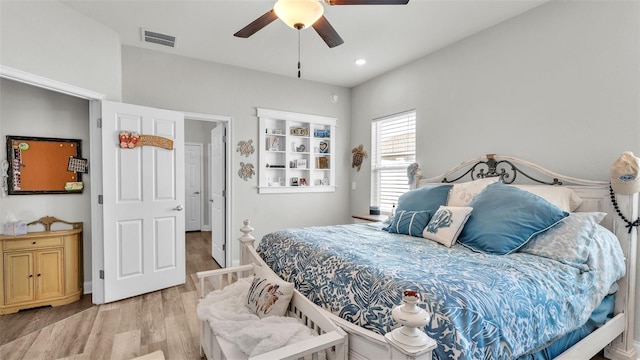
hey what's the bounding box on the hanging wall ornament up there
[351,144,368,171]
[118,131,173,150]
[238,162,255,181]
[236,140,255,157]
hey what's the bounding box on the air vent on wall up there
[141,28,176,48]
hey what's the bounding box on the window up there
[371,110,416,214]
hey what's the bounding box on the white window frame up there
[371,110,416,215]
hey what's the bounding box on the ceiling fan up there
[234,0,410,48]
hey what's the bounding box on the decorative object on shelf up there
[317,156,329,169]
[407,162,421,185]
[267,136,281,151]
[351,144,368,171]
[296,144,306,152]
[236,139,255,157]
[267,128,283,135]
[291,177,299,186]
[322,176,329,185]
[389,289,431,347]
[319,141,329,153]
[238,162,255,181]
[314,129,330,138]
[118,132,174,150]
[290,127,309,136]
[300,178,308,186]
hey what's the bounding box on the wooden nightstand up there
[352,214,389,223]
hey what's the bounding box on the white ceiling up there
[61,0,549,88]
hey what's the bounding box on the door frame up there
[184,112,233,270]
[0,65,233,303]
[1,65,107,300]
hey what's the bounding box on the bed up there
[243,154,638,360]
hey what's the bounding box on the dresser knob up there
[32,241,36,245]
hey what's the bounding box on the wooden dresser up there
[0,217,83,315]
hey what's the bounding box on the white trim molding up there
[0,65,106,100]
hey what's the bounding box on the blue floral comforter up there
[256,223,625,360]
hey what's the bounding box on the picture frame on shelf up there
[296,159,307,169]
[316,156,329,169]
[300,178,308,186]
[291,177,299,186]
[319,141,329,153]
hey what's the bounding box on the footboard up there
[196,261,347,360]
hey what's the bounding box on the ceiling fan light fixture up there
[274,0,324,30]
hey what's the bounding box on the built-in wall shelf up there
[257,108,336,194]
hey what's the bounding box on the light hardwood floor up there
[0,231,613,360]
[0,231,219,360]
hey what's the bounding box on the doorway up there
[185,143,203,232]
[184,113,231,269]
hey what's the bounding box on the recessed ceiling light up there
[355,59,366,66]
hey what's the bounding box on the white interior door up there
[211,124,226,267]
[185,144,202,231]
[101,100,185,303]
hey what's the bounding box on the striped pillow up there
[385,210,431,237]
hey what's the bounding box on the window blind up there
[371,110,416,214]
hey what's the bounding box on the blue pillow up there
[458,182,569,255]
[396,184,452,213]
[385,210,431,237]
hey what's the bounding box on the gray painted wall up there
[0,1,122,100]
[120,46,352,263]
[350,0,640,216]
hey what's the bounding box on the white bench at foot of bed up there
[196,260,348,360]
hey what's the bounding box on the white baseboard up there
[84,281,92,294]
[202,225,212,231]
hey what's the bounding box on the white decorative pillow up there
[447,177,499,207]
[423,206,473,247]
[511,185,583,212]
[246,265,294,318]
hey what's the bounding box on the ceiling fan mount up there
[234,0,410,48]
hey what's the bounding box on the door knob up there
[173,205,184,211]
[194,191,200,194]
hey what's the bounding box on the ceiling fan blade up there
[325,0,409,5]
[234,9,278,38]
[312,16,344,48]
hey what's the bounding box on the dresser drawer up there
[4,237,63,251]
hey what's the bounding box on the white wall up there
[120,46,352,264]
[0,1,122,100]
[349,0,640,344]
[0,78,93,285]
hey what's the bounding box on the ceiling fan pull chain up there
[297,29,301,78]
